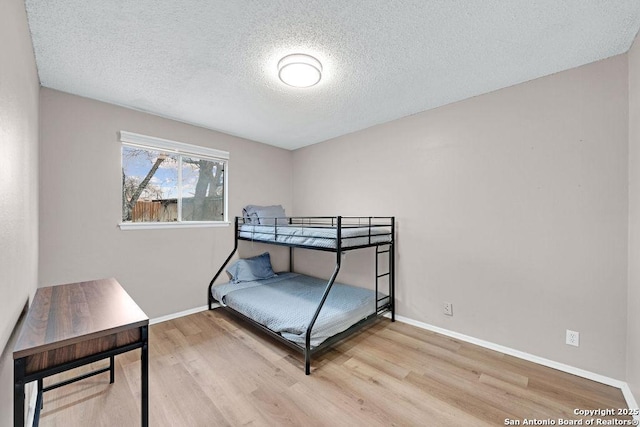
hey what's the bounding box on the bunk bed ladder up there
[375,243,394,319]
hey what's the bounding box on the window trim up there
[119,221,230,230]
[120,131,229,160]
[119,131,229,230]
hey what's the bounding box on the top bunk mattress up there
[238,223,392,249]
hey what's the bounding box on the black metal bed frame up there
[207,215,395,375]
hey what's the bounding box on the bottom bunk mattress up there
[211,272,378,348]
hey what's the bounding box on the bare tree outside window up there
[182,157,225,221]
[122,145,225,223]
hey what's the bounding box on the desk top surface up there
[13,278,148,359]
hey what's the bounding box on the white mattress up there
[239,224,391,248]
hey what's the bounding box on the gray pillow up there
[226,252,277,283]
[242,205,261,224]
[243,204,286,225]
[254,205,286,225]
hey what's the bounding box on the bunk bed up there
[207,209,395,375]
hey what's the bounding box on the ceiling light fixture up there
[277,54,322,88]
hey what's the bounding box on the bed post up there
[207,217,239,309]
[390,216,395,322]
[289,217,294,272]
[289,246,294,272]
[304,216,343,374]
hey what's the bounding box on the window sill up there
[119,221,230,230]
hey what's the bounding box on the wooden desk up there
[13,278,149,426]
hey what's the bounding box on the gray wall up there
[293,55,629,380]
[39,88,293,319]
[628,34,640,401]
[0,0,40,424]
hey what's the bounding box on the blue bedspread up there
[212,272,377,347]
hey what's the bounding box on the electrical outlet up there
[566,329,579,347]
[444,302,453,316]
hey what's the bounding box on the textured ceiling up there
[25,1,640,150]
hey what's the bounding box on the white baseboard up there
[620,383,640,423]
[149,305,211,325]
[390,314,639,414]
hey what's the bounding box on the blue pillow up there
[227,252,277,283]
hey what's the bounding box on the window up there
[119,131,229,229]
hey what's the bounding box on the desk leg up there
[141,325,148,427]
[14,358,25,427]
[38,379,43,409]
[34,380,43,426]
[109,355,115,384]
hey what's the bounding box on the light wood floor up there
[38,309,630,426]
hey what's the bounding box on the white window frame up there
[119,131,229,230]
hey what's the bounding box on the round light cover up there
[278,54,322,88]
